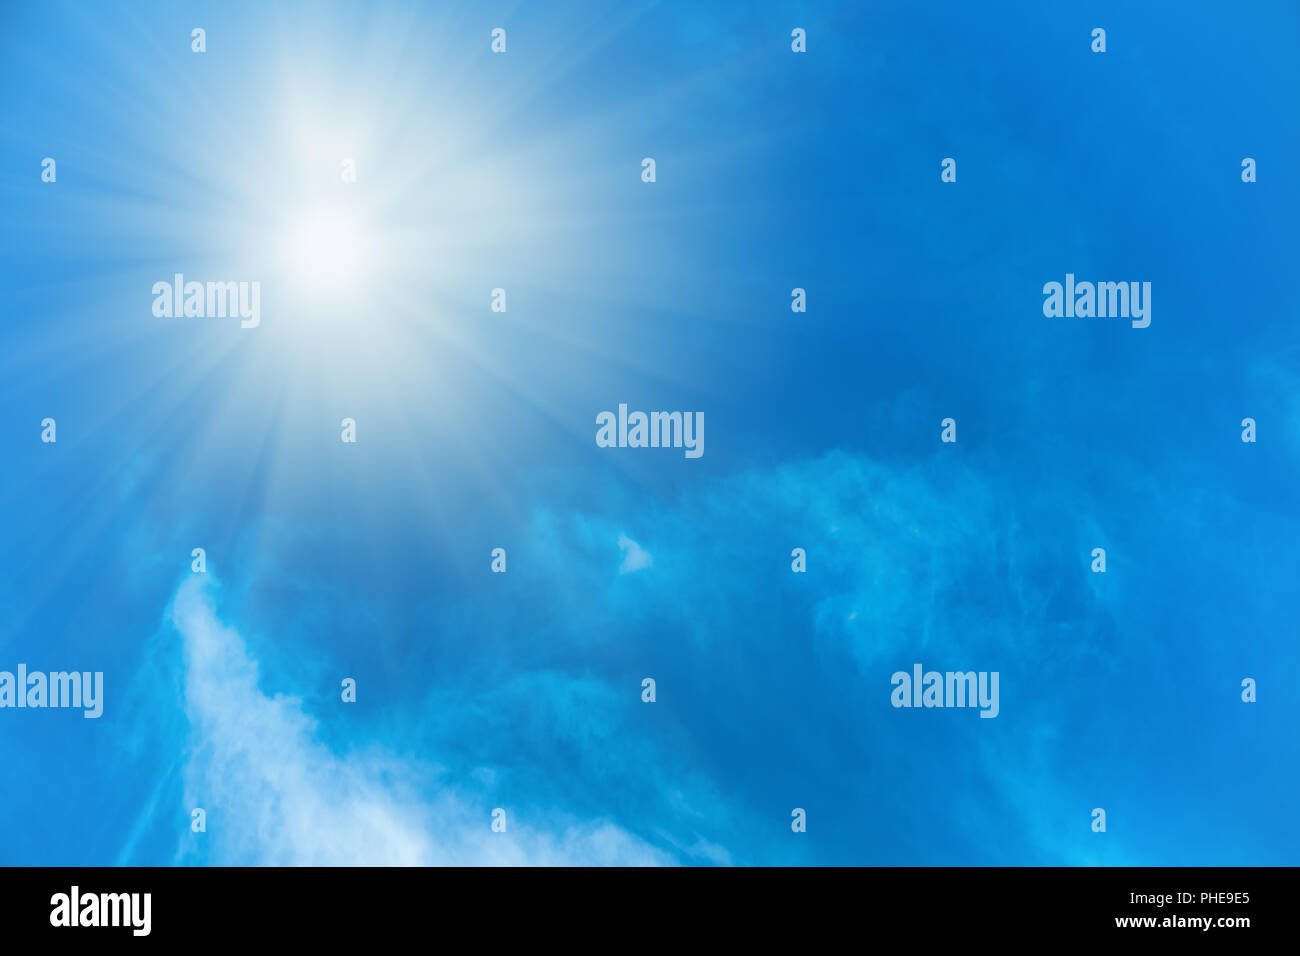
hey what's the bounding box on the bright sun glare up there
[279,209,377,298]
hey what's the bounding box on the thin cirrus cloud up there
[617,534,654,574]
[118,437,1298,866]
[513,444,1297,864]
[166,575,679,865]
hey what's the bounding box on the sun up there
[278,207,378,300]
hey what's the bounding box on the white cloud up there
[168,576,675,865]
[617,534,653,574]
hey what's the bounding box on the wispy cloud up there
[518,449,1144,863]
[617,534,653,574]
[168,576,678,865]
[159,439,1290,865]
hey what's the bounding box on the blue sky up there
[1,0,1297,865]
